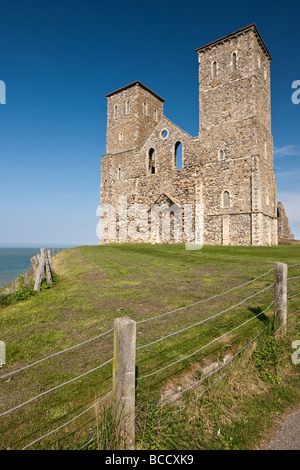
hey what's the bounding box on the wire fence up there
[0,261,299,450]
[161,325,269,426]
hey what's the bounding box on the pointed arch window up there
[219,149,224,160]
[126,100,131,115]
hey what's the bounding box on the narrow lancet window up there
[114,104,118,119]
[175,142,183,169]
[212,61,217,78]
[149,148,156,175]
[232,52,237,72]
[223,191,230,208]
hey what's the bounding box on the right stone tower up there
[196,24,278,245]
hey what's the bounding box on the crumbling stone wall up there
[277,202,294,244]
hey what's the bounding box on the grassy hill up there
[0,244,300,450]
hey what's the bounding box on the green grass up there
[0,243,300,450]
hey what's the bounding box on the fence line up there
[1,260,299,450]
[80,419,112,450]
[137,284,274,351]
[284,264,300,317]
[136,267,274,324]
[22,390,113,450]
[0,358,113,418]
[162,325,268,425]
[290,308,300,316]
[287,274,300,281]
[137,300,274,381]
[288,292,300,299]
[0,328,114,381]
[0,267,274,381]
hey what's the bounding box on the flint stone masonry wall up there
[106,82,164,155]
[100,24,293,246]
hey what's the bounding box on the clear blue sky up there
[0,0,299,247]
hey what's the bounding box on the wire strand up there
[137,284,273,350]
[162,326,267,425]
[22,390,112,450]
[289,308,300,316]
[0,328,114,381]
[80,417,112,450]
[163,325,268,407]
[137,301,274,381]
[136,268,274,324]
[288,292,300,299]
[0,358,113,418]
[287,274,300,281]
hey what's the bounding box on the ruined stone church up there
[100,24,294,246]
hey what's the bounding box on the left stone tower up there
[106,81,165,155]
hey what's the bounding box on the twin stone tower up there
[100,24,294,246]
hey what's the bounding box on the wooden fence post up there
[45,250,53,284]
[113,317,136,450]
[34,249,46,291]
[30,256,38,276]
[47,250,53,270]
[274,262,288,336]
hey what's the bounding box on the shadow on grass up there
[248,306,272,326]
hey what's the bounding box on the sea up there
[0,248,63,288]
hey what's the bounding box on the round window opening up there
[161,129,168,139]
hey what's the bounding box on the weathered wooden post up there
[34,249,46,291]
[113,317,136,450]
[45,250,53,284]
[47,250,53,270]
[274,262,288,336]
[30,256,38,276]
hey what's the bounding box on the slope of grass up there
[0,243,299,450]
